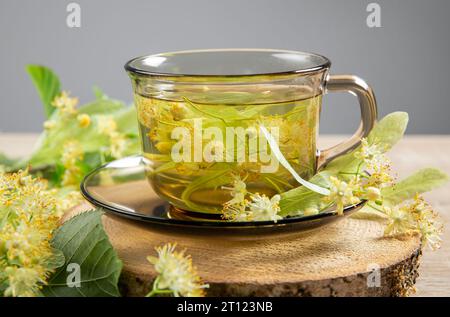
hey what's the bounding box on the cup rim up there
[124,48,331,78]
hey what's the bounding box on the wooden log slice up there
[64,203,421,297]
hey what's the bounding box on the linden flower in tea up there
[136,93,320,214]
[221,175,282,222]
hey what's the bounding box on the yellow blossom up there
[410,195,443,249]
[170,103,187,121]
[0,170,77,297]
[60,140,84,186]
[222,175,247,207]
[77,113,91,128]
[96,116,127,158]
[109,131,127,158]
[248,193,282,222]
[366,163,394,188]
[365,186,381,201]
[383,205,415,236]
[3,267,47,297]
[50,189,83,217]
[222,189,282,223]
[222,202,252,222]
[382,195,442,249]
[323,176,361,215]
[51,91,78,115]
[97,115,117,135]
[43,120,56,130]
[355,138,385,163]
[146,243,208,297]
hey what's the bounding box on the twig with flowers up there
[0,170,77,296]
[0,65,136,297]
[221,112,448,250]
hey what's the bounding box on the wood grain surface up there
[64,202,421,296]
[1,134,449,296]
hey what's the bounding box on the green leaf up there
[325,112,409,174]
[26,65,61,118]
[260,125,330,195]
[321,149,361,175]
[368,111,409,151]
[114,106,139,135]
[279,171,332,216]
[382,168,449,205]
[181,165,234,212]
[92,86,107,100]
[43,210,122,297]
[78,98,125,115]
[45,248,66,270]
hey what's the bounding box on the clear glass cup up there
[125,49,377,216]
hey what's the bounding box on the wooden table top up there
[1,133,449,297]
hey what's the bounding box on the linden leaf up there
[260,125,330,196]
[181,164,234,212]
[325,112,409,174]
[367,111,409,150]
[26,65,61,118]
[78,98,125,115]
[45,248,66,270]
[382,168,449,205]
[279,171,332,216]
[43,210,122,297]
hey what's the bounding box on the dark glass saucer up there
[80,156,365,234]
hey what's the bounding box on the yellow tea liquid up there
[135,93,321,214]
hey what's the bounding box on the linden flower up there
[222,202,252,222]
[61,140,83,168]
[50,189,83,218]
[221,175,283,222]
[51,91,78,115]
[248,193,282,222]
[170,103,188,121]
[383,205,415,236]
[410,195,443,250]
[109,131,127,158]
[365,186,381,202]
[380,195,442,249]
[148,122,181,155]
[0,170,78,297]
[418,220,443,251]
[222,175,248,206]
[77,113,91,128]
[146,243,208,297]
[43,120,56,130]
[355,138,384,163]
[3,267,47,297]
[97,115,118,135]
[323,176,360,215]
[365,162,394,188]
[222,192,282,223]
[61,140,84,186]
[97,115,127,158]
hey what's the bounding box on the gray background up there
[1,0,449,134]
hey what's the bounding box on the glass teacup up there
[125,49,377,216]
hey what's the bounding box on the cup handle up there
[317,74,378,169]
